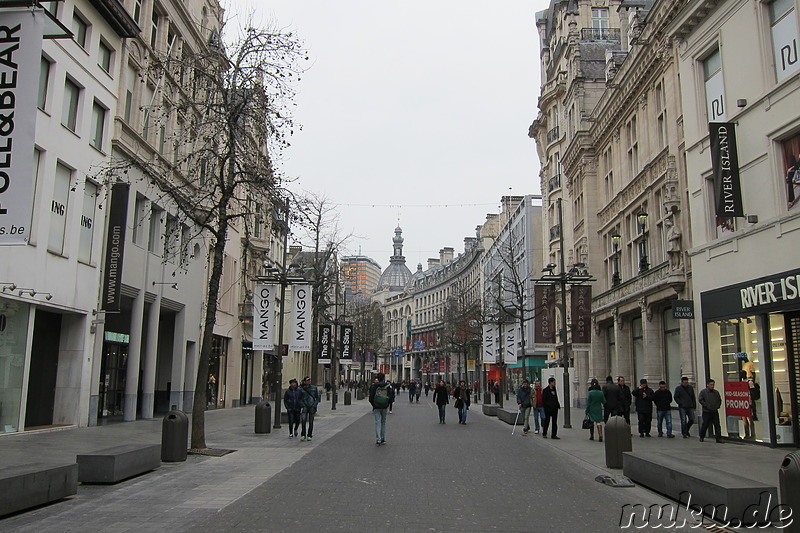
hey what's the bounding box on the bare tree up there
[441,283,482,382]
[95,21,307,449]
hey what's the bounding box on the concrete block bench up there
[482,404,499,417]
[623,452,777,525]
[0,463,78,516]
[496,408,522,425]
[77,444,161,484]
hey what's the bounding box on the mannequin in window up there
[741,355,755,380]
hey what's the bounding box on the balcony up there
[581,28,621,43]
[546,126,559,145]
[548,175,561,193]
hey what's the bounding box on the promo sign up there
[723,381,751,417]
[339,324,353,361]
[289,285,311,351]
[709,122,744,218]
[318,324,331,364]
[253,284,276,350]
[482,324,497,364]
[100,183,129,311]
[0,10,44,245]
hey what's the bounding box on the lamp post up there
[637,210,649,273]
[611,232,621,287]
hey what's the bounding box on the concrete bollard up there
[255,401,271,434]
[604,415,632,469]
[779,451,800,533]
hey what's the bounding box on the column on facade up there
[88,316,107,426]
[590,320,607,382]
[169,308,187,410]
[575,349,589,407]
[641,303,663,383]
[679,318,697,386]
[124,289,145,421]
[613,313,632,382]
[140,292,162,418]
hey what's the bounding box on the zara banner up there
[0,9,44,245]
[253,284,277,350]
[289,285,311,351]
[504,326,517,364]
[482,324,497,364]
[709,122,744,218]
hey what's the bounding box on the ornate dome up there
[377,226,413,292]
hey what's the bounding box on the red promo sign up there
[724,381,751,417]
[422,362,428,373]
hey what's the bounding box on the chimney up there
[440,247,454,264]
[427,258,440,269]
[289,245,302,256]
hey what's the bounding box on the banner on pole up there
[253,284,277,350]
[709,122,744,218]
[482,324,497,364]
[534,285,557,350]
[505,327,517,364]
[289,285,311,351]
[571,285,592,348]
[339,324,353,361]
[318,324,332,364]
[101,183,129,311]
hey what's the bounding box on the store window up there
[0,300,30,434]
[769,0,800,83]
[781,131,800,212]
[663,308,682,392]
[707,317,769,443]
[632,316,644,382]
[769,314,795,444]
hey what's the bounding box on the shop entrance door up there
[786,312,800,446]
[24,311,62,429]
[99,342,128,419]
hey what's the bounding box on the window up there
[133,194,147,244]
[164,214,179,259]
[98,40,113,73]
[148,204,163,253]
[770,0,800,82]
[780,131,800,211]
[141,83,154,139]
[90,101,107,150]
[703,48,726,122]
[72,11,88,49]
[124,63,136,123]
[150,10,160,49]
[632,316,644,382]
[38,57,51,110]
[48,163,72,255]
[62,78,81,132]
[626,116,639,178]
[655,81,668,149]
[591,8,610,40]
[603,148,614,202]
[132,0,142,25]
[79,181,97,263]
[42,1,58,16]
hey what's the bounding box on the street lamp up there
[611,232,621,287]
[637,210,649,273]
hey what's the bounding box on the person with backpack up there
[433,379,449,424]
[283,378,302,438]
[369,372,395,446]
[299,376,320,441]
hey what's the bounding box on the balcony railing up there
[581,28,621,43]
[546,126,559,144]
[548,175,561,193]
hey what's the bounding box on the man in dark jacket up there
[618,376,632,425]
[453,380,471,424]
[369,372,395,445]
[602,376,622,422]
[673,376,697,438]
[516,379,534,434]
[632,378,655,437]
[299,376,320,441]
[698,378,723,443]
[541,377,561,439]
[283,378,302,438]
[653,381,674,438]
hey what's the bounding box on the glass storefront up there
[0,299,30,434]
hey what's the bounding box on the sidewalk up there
[496,405,792,489]
[0,398,372,532]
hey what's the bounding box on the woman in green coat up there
[586,378,607,441]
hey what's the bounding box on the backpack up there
[374,384,391,408]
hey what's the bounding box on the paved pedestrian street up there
[1,398,782,532]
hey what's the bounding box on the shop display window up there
[769,314,794,444]
[0,300,30,434]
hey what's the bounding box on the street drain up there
[188,448,237,457]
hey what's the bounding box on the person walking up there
[541,377,561,439]
[632,378,655,438]
[533,380,545,434]
[653,380,675,438]
[408,380,417,403]
[493,380,501,404]
[283,378,302,438]
[585,378,606,441]
[369,372,395,446]
[601,375,622,422]
[298,376,320,441]
[453,380,471,424]
[433,379,449,424]
[698,379,723,443]
[674,376,697,438]
[414,382,421,403]
[516,379,534,435]
[618,376,632,425]
[424,381,430,397]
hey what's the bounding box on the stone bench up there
[623,452,778,525]
[496,408,522,425]
[77,444,161,484]
[482,404,499,417]
[0,463,78,516]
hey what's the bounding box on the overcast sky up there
[224,1,544,269]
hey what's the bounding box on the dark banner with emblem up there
[101,183,130,311]
[534,285,556,349]
[709,122,744,217]
[318,324,331,363]
[570,285,592,346]
[339,324,353,361]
